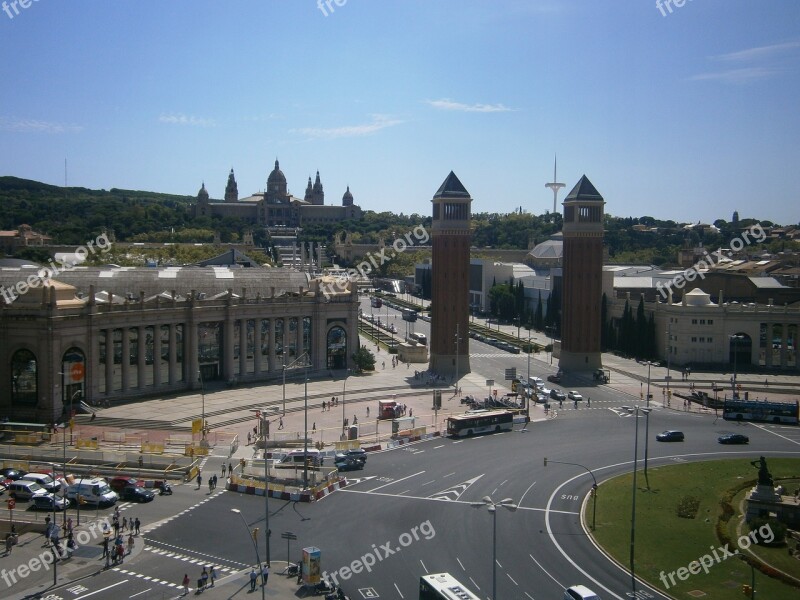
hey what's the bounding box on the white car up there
[540,387,552,397]
[568,391,583,401]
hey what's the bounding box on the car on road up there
[718,433,749,444]
[109,477,141,493]
[30,494,71,511]
[339,448,367,464]
[334,456,365,471]
[118,486,155,503]
[564,585,601,600]
[22,472,62,494]
[568,391,583,401]
[656,430,685,442]
[548,371,563,383]
[550,388,566,401]
[1,468,28,485]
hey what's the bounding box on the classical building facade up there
[429,172,472,377]
[0,265,358,423]
[192,160,363,228]
[560,175,605,371]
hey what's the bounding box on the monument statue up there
[751,456,774,487]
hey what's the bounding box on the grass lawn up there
[591,458,800,600]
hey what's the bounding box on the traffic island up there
[590,458,800,599]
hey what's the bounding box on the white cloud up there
[292,114,403,139]
[690,67,780,84]
[713,41,800,62]
[0,117,83,134]
[158,113,215,127]
[426,98,513,113]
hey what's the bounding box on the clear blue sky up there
[1,1,798,225]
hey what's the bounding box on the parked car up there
[30,494,71,511]
[718,433,749,445]
[1,468,28,485]
[7,480,50,501]
[20,473,61,494]
[109,477,141,493]
[568,391,583,401]
[656,430,685,442]
[118,486,155,503]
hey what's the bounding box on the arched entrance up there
[729,333,752,368]
[327,326,347,370]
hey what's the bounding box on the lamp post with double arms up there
[621,405,651,594]
[543,457,598,530]
[471,496,517,600]
[731,334,745,399]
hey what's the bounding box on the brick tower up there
[429,171,472,378]
[559,175,605,371]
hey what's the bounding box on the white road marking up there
[507,573,518,586]
[518,480,537,508]
[367,470,425,492]
[433,445,444,449]
[457,557,465,571]
[394,582,405,598]
[469,576,481,590]
[129,589,152,598]
[74,580,129,599]
[420,559,428,572]
[751,423,800,445]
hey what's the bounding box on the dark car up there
[30,494,71,511]
[548,372,563,383]
[1,468,28,481]
[334,456,364,472]
[109,477,141,493]
[119,486,155,503]
[718,433,749,445]
[341,448,367,464]
[656,430,685,442]
[550,389,566,401]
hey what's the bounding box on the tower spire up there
[545,154,565,214]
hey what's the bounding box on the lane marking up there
[129,588,152,598]
[518,480,537,508]
[751,423,800,446]
[75,580,129,599]
[366,470,425,492]
[394,582,405,598]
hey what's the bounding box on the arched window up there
[61,347,86,410]
[326,326,347,371]
[11,349,37,405]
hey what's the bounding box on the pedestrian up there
[208,478,213,492]
[209,565,217,587]
[278,416,284,430]
[201,566,209,590]
[261,563,269,586]
[213,474,218,489]
[409,408,413,417]
[322,400,326,411]
[127,533,134,554]
[121,516,127,532]
[197,473,202,489]
[113,518,120,537]
[5,534,13,556]
[587,397,591,407]
[182,573,190,595]
[247,431,251,445]
[221,463,226,477]
[312,422,316,432]
[228,461,233,475]
[250,567,258,591]
[366,406,370,417]
[67,517,73,535]
[116,542,125,564]
[135,517,141,535]
[102,536,109,558]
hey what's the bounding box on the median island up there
[590,458,800,600]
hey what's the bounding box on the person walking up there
[366,406,370,417]
[121,516,127,532]
[247,431,251,445]
[5,533,13,556]
[208,477,213,493]
[249,567,258,591]
[197,473,202,489]
[200,566,209,590]
[102,536,110,559]
[209,565,217,587]
[127,533,134,555]
[261,563,269,586]
[134,517,141,535]
[228,461,233,475]
[221,463,226,477]
[182,573,190,595]
[278,416,284,430]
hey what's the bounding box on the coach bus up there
[722,398,799,424]
[419,573,480,600]
[446,410,514,437]
[370,297,382,308]
[402,309,418,322]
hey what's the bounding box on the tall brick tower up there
[429,171,472,378]
[559,175,605,371]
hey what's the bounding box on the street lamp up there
[197,370,207,447]
[526,329,532,424]
[342,369,351,438]
[453,325,461,398]
[471,496,517,600]
[231,509,265,600]
[543,458,598,530]
[621,405,652,594]
[730,334,745,399]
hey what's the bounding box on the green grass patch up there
[591,458,800,600]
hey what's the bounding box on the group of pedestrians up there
[182,565,218,595]
[208,474,219,492]
[322,396,340,411]
[248,564,270,591]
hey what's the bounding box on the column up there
[269,318,279,374]
[137,326,146,389]
[168,324,177,385]
[105,329,113,395]
[239,318,248,376]
[223,319,235,381]
[780,323,788,368]
[153,325,162,388]
[254,318,263,374]
[765,323,773,368]
[121,327,130,391]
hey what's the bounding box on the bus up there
[402,309,418,322]
[419,573,480,600]
[371,297,382,308]
[446,410,514,437]
[722,399,799,424]
[408,332,427,345]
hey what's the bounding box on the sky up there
[1,0,799,226]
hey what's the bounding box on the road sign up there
[485,379,494,387]
[505,368,516,381]
[191,418,203,434]
[7,498,15,510]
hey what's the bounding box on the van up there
[66,477,118,507]
[8,480,49,501]
[564,585,601,600]
[278,449,323,467]
[23,473,62,493]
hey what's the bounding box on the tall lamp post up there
[730,334,745,399]
[543,458,598,530]
[621,405,651,594]
[231,509,265,600]
[197,369,207,447]
[453,325,461,398]
[342,369,351,438]
[471,496,517,600]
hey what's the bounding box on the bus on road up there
[419,573,480,600]
[402,309,418,322]
[446,410,514,437]
[722,398,799,424]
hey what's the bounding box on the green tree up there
[351,346,376,372]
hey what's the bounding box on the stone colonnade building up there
[0,266,358,423]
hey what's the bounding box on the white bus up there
[408,332,427,345]
[446,410,514,437]
[419,573,480,600]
